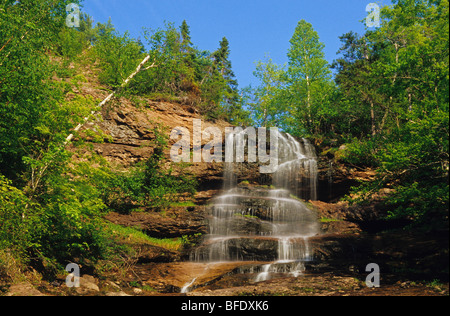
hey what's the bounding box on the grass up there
[0,250,29,285]
[129,281,158,292]
[426,279,447,292]
[145,92,183,104]
[170,201,196,208]
[319,217,342,223]
[105,223,183,251]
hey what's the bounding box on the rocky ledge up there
[105,206,207,239]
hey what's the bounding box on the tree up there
[286,20,332,135]
[212,37,240,119]
[137,22,187,95]
[0,0,83,182]
[249,55,287,127]
[332,31,385,137]
[94,20,145,88]
[180,20,193,53]
[0,0,112,267]
[368,0,449,122]
[338,0,449,230]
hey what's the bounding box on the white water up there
[255,264,272,282]
[191,129,319,283]
[254,236,312,282]
[180,277,197,294]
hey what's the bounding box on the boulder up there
[76,275,100,294]
[6,282,46,296]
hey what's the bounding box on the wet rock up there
[230,216,273,236]
[192,237,280,262]
[307,234,371,274]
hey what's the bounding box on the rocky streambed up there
[4,188,448,297]
[100,185,448,296]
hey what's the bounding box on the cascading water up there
[190,129,320,283]
[273,133,318,201]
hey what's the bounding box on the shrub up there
[94,20,145,88]
[0,175,40,256]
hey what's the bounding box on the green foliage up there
[139,128,198,210]
[1,159,111,267]
[93,19,146,88]
[338,1,449,231]
[0,1,117,270]
[245,20,334,135]
[180,233,203,250]
[96,156,198,212]
[57,27,86,60]
[285,20,333,136]
[126,22,244,121]
[35,171,108,264]
[331,0,449,139]
[244,1,449,231]
[78,126,198,213]
[347,109,449,229]
[247,55,287,127]
[0,175,40,256]
[341,138,380,167]
[0,0,96,184]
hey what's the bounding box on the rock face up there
[75,97,232,190]
[308,197,449,281]
[105,207,207,239]
[308,230,449,281]
[192,237,280,262]
[132,244,180,263]
[221,216,274,236]
[316,152,378,203]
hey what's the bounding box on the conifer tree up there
[212,37,240,118]
[180,20,193,52]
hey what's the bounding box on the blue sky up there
[81,0,390,88]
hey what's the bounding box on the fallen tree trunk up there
[65,54,156,144]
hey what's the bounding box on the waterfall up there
[190,129,319,283]
[223,132,237,190]
[180,277,197,294]
[273,133,318,201]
